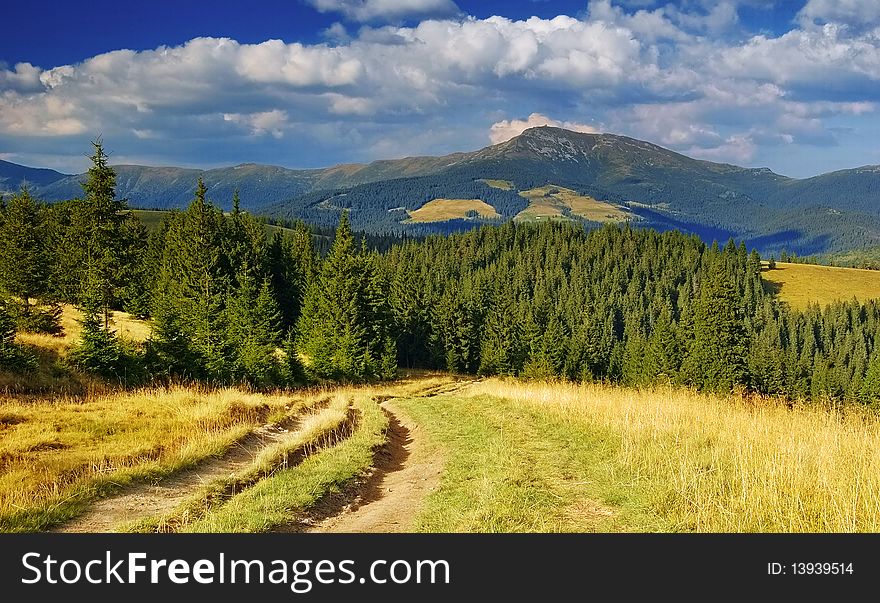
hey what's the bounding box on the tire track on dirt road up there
[284,378,477,533]
[58,399,338,533]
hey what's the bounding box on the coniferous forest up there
[2,142,880,406]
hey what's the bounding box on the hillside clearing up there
[406,199,500,223]
[761,262,880,309]
[515,185,631,223]
[15,304,150,357]
[128,209,297,239]
[480,179,515,190]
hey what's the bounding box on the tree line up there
[2,142,880,405]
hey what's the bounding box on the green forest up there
[2,142,880,405]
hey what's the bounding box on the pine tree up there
[682,260,749,392]
[860,350,880,405]
[478,287,524,376]
[0,189,56,332]
[522,311,567,380]
[81,139,128,329]
[0,300,36,372]
[297,212,381,381]
[227,272,283,387]
[643,309,681,383]
[69,279,126,380]
[150,179,231,381]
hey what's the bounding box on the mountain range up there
[3,126,879,255]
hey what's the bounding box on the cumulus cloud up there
[797,0,880,29]
[1,1,879,175]
[489,113,598,144]
[223,110,289,138]
[0,62,44,93]
[305,0,459,22]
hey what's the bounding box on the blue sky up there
[1,0,879,177]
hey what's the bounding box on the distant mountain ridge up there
[0,160,69,194]
[4,126,880,255]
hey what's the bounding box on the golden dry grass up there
[406,199,500,223]
[515,185,631,223]
[464,379,880,532]
[0,386,303,531]
[15,304,151,358]
[761,262,880,310]
[182,393,389,533]
[0,373,456,532]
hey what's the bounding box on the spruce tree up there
[227,272,283,387]
[522,311,567,380]
[0,189,51,325]
[81,139,128,329]
[69,278,126,380]
[0,300,36,372]
[297,212,382,381]
[860,350,880,405]
[642,309,681,383]
[478,287,524,376]
[150,179,230,380]
[682,260,749,392]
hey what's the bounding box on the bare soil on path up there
[289,400,442,533]
[284,380,474,533]
[59,413,309,533]
[58,377,470,533]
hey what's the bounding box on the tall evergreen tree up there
[642,309,682,384]
[80,139,128,329]
[0,300,36,372]
[297,212,393,381]
[683,261,749,392]
[478,287,524,376]
[0,189,55,331]
[227,272,283,387]
[150,179,230,380]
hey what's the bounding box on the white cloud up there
[797,0,880,28]
[306,0,459,22]
[714,25,880,88]
[0,62,44,93]
[489,113,598,144]
[322,22,351,42]
[1,3,879,175]
[685,134,757,164]
[223,110,289,138]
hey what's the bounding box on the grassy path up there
[395,389,668,532]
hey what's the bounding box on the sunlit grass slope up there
[403,379,880,532]
[762,262,880,310]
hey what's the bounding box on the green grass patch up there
[395,392,669,532]
[480,179,515,191]
[124,394,354,532]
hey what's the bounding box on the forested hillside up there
[10,127,880,257]
[2,142,880,405]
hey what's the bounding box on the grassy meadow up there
[515,185,631,223]
[401,379,880,532]
[4,304,151,395]
[0,386,305,531]
[4,294,880,534]
[406,198,500,223]
[480,179,515,190]
[762,262,880,310]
